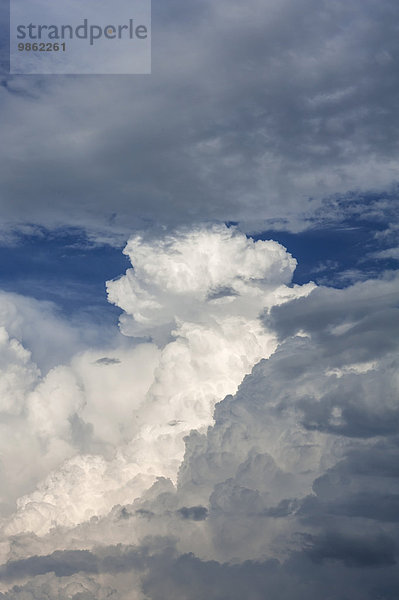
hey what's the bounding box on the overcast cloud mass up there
[1,0,399,237]
[0,0,399,598]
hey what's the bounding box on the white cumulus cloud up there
[0,226,313,542]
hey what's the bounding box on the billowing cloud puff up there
[0,327,38,416]
[106,225,302,340]
[1,229,398,600]
[0,292,156,520]
[0,226,312,541]
[0,291,106,374]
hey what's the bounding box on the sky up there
[0,0,399,598]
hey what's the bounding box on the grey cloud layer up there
[2,0,399,236]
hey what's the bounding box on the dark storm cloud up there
[300,491,399,523]
[177,506,208,521]
[298,438,399,522]
[0,550,99,580]
[140,553,399,600]
[1,0,399,236]
[305,532,397,567]
[94,357,121,366]
[0,544,154,582]
[2,542,399,599]
[265,273,399,365]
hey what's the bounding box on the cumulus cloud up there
[0,290,154,516]
[0,226,311,543]
[0,227,398,599]
[0,327,38,416]
[107,225,300,339]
